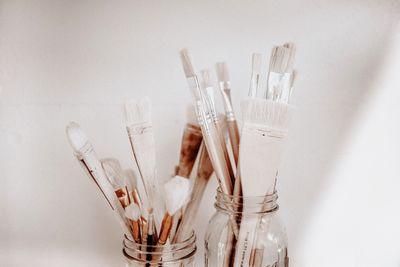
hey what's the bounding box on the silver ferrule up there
[220,88,235,120]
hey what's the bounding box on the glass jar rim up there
[215,187,279,214]
[123,231,197,263]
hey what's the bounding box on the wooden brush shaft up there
[227,120,240,165]
[158,213,173,245]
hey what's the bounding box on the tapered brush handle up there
[227,120,240,165]
[216,123,235,185]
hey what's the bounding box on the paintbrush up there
[248,45,297,267]
[179,49,233,195]
[216,62,240,165]
[201,69,235,181]
[66,122,133,239]
[124,97,162,227]
[125,203,142,243]
[173,143,214,243]
[102,158,131,209]
[234,98,293,266]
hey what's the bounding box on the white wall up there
[1,1,399,266]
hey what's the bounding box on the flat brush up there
[179,49,233,195]
[102,158,131,209]
[216,62,240,165]
[173,144,214,243]
[234,98,293,266]
[66,122,133,239]
[124,97,161,226]
[176,105,203,178]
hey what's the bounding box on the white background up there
[1,1,400,266]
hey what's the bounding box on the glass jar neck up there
[123,231,196,264]
[215,188,278,215]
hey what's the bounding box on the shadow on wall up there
[279,20,399,248]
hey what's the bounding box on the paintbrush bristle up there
[252,53,262,75]
[124,169,137,189]
[164,176,190,215]
[186,104,199,126]
[125,203,141,221]
[201,69,213,88]
[216,62,230,82]
[241,98,292,130]
[66,122,89,153]
[283,43,296,73]
[269,44,295,74]
[124,97,152,126]
[102,159,126,189]
[180,49,195,78]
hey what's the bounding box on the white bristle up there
[283,42,296,72]
[124,169,137,189]
[241,98,292,130]
[251,53,262,75]
[66,122,89,152]
[141,204,149,220]
[270,43,296,74]
[101,159,125,189]
[124,97,151,126]
[216,62,230,82]
[125,203,141,221]
[269,46,287,74]
[180,49,195,78]
[201,69,213,88]
[164,176,190,215]
[186,104,199,126]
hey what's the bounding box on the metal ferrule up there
[219,89,235,121]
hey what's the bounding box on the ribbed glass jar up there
[205,189,288,267]
[123,231,197,266]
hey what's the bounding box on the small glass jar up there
[123,231,197,266]
[205,189,288,267]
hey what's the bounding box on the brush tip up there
[180,48,195,78]
[241,98,293,130]
[124,169,137,188]
[101,159,125,189]
[201,69,213,88]
[124,97,152,126]
[216,62,229,82]
[66,121,88,152]
[164,175,190,215]
[125,203,141,221]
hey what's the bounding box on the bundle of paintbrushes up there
[179,42,297,266]
[65,95,217,264]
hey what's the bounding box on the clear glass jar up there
[123,231,197,266]
[205,189,288,267]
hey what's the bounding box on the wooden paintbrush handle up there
[227,120,240,165]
